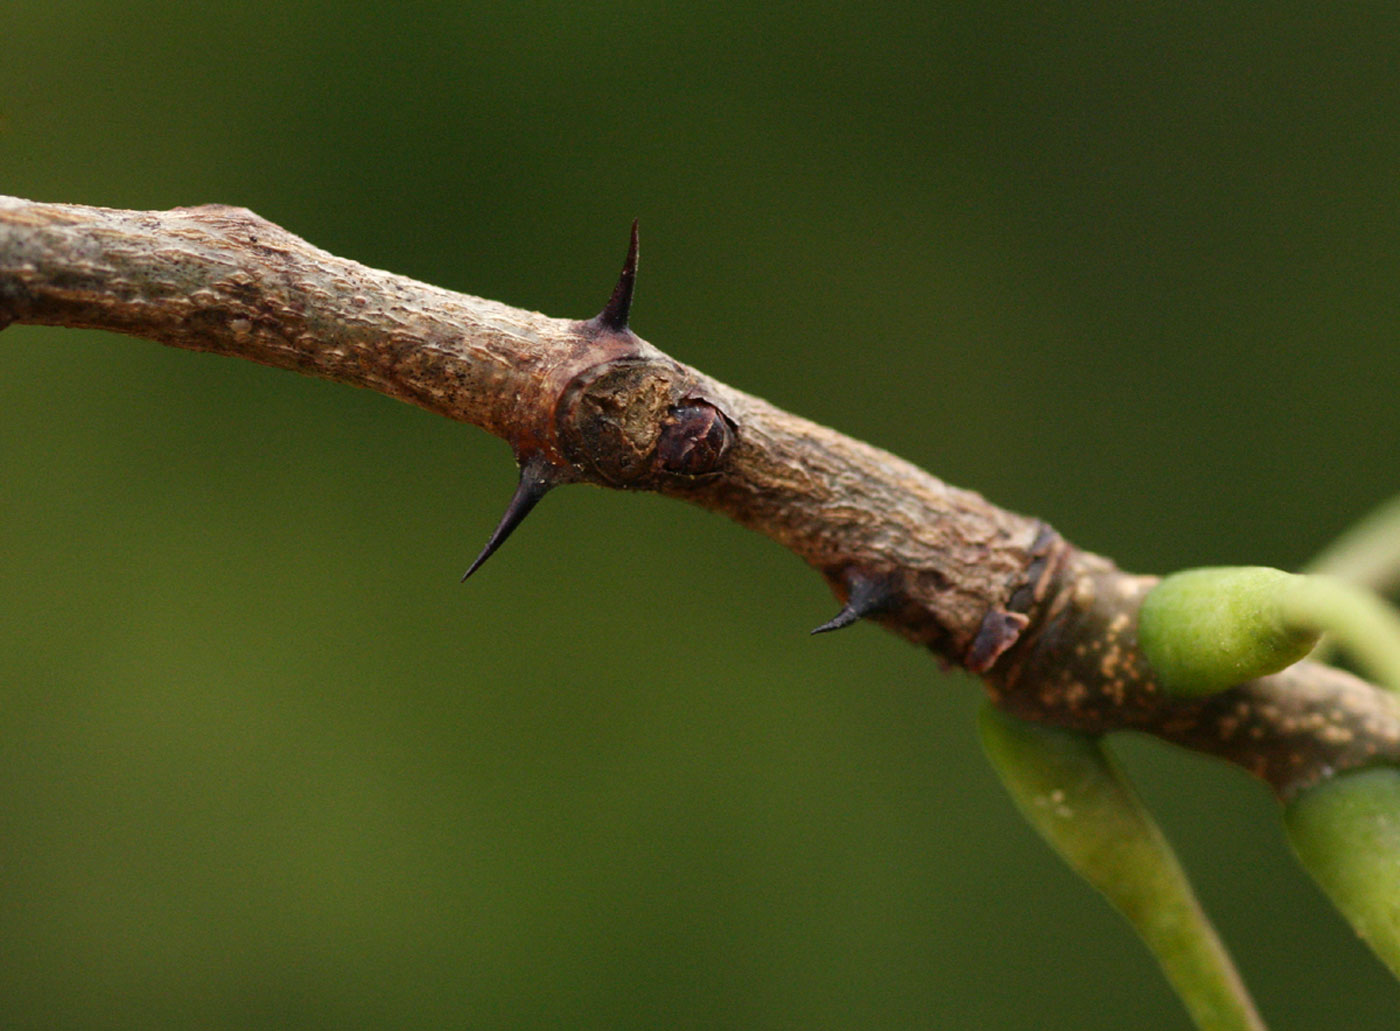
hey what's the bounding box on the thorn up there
[810,572,893,635]
[461,456,559,582]
[593,219,639,332]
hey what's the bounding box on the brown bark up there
[3,195,1396,800]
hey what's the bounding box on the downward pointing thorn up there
[461,456,558,581]
[594,219,639,332]
[810,573,892,635]
[810,604,864,636]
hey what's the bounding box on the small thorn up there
[594,219,639,332]
[461,456,559,581]
[810,573,893,635]
[810,605,863,636]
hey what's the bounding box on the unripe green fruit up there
[1137,567,1320,697]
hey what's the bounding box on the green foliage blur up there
[4,3,1400,1027]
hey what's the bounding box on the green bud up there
[1138,567,1321,697]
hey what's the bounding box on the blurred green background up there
[4,3,1400,1028]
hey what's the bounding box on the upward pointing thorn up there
[461,456,559,582]
[810,572,893,635]
[594,219,639,332]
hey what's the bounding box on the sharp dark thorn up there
[810,604,864,636]
[594,218,639,332]
[810,573,893,636]
[461,457,559,582]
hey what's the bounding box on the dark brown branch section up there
[2,196,1396,799]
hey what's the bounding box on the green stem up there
[1278,575,1400,692]
[1286,766,1400,980]
[979,705,1267,1031]
[1304,493,1400,665]
[1304,492,1400,597]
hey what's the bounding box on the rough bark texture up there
[3,195,1397,800]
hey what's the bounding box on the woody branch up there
[2,195,1396,799]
